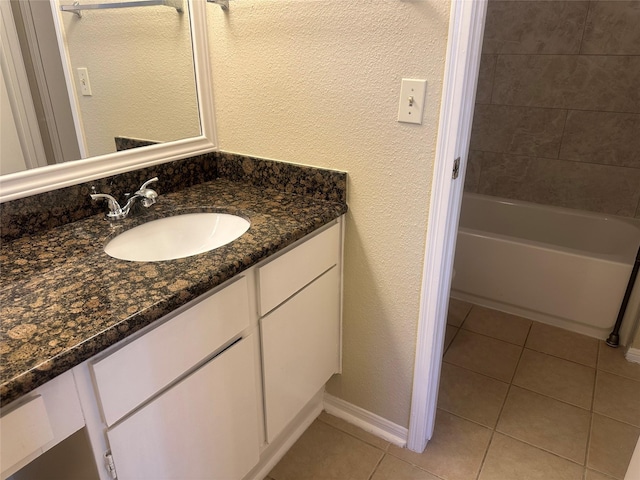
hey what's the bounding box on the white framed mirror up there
[0,0,216,202]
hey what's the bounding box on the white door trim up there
[406,0,487,452]
[0,1,48,170]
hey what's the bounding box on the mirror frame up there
[0,0,217,203]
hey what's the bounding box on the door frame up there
[406,0,487,452]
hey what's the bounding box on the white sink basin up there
[105,213,250,261]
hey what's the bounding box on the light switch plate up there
[77,67,92,96]
[397,79,426,124]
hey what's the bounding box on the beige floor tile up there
[268,420,384,480]
[462,306,532,345]
[526,322,598,367]
[588,414,640,480]
[496,386,590,464]
[438,362,509,427]
[447,298,472,327]
[444,329,522,382]
[598,341,640,382]
[388,410,492,480]
[370,455,440,480]
[443,325,458,353]
[317,412,390,451]
[593,371,640,427]
[585,469,617,480]
[479,433,584,480]
[513,348,596,409]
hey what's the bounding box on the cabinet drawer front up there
[258,222,340,315]
[107,336,260,480]
[92,276,250,426]
[261,266,340,441]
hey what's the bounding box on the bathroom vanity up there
[0,169,347,480]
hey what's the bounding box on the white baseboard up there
[323,393,408,448]
[626,348,640,365]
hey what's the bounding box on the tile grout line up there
[474,321,533,479]
[577,1,592,56]
[468,146,640,172]
[365,452,385,480]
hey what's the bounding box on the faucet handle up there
[136,177,158,208]
[139,177,158,190]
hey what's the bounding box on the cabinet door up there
[106,336,260,480]
[261,266,340,442]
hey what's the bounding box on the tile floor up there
[266,300,640,480]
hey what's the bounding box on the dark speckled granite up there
[0,155,347,407]
[0,153,217,243]
[217,152,347,204]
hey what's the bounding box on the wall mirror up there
[0,0,216,202]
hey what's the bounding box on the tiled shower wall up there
[465,1,640,219]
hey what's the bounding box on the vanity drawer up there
[91,276,251,427]
[258,222,340,315]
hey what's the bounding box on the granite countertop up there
[0,178,347,407]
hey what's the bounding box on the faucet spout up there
[90,193,125,219]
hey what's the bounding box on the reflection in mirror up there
[1,0,201,176]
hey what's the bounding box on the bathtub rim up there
[459,192,640,264]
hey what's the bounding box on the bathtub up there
[451,193,640,340]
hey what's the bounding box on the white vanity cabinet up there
[87,275,261,480]
[258,223,342,442]
[3,217,344,480]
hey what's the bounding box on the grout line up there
[556,108,571,160]
[488,54,498,106]
[366,453,385,480]
[474,100,640,116]
[475,327,532,479]
[523,344,598,369]
[476,102,640,116]
[585,411,595,474]
[469,146,640,172]
[578,1,592,56]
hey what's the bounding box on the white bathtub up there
[451,193,640,340]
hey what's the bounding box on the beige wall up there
[633,323,640,350]
[465,1,640,219]
[207,0,451,427]
[60,0,200,157]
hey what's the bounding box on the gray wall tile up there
[560,111,640,168]
[492,55,640,113]
[467,1,640,218]
[581,1,640,55]
[464,151,482,193]
[483,1,588,54]
[476,55,497,105]
[470,104,566,158]
[476,151,640,216]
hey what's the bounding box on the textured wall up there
[207,0,450,427]
[465,1,640,218]
[59,0,200,157]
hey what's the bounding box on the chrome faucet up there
[91,177,158,220]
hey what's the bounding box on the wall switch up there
[397,78,426,124]
[77,67,92,96]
